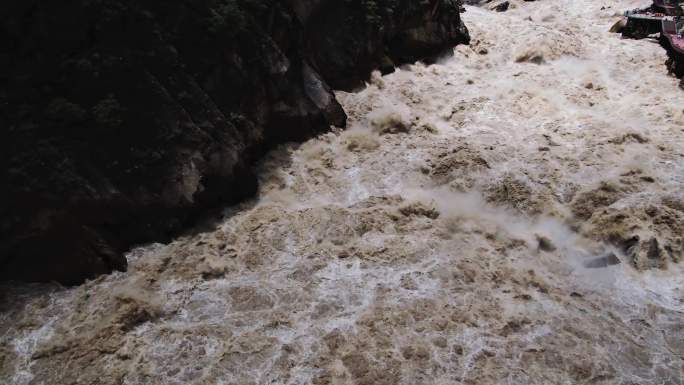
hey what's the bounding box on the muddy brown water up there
[2,0,684,384]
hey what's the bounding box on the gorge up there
[1,0,684,384]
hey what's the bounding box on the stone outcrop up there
[0,0,469,284]
[662,38,684,88]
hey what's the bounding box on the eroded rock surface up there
[0,0,469,284]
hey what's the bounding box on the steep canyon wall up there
[0,0,469,284]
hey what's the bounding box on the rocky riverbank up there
[0,0,469,284]
[662,37,684,87]
[1,1,683,383]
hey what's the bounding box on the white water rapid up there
[2,0,684,384]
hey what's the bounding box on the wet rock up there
[2,1,684,384]
[663,32,684,79]
[491,1,510,12]
[583,252,621,268]
[0,0,469,285]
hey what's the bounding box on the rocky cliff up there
[0,0,469,284]
[662,38,684,88]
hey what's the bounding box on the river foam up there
[1,0,683,384]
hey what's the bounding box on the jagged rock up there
[491,1,510,12]
[0,0,469,285]
[662,36,684,79]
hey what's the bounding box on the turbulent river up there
[2,0,684,384]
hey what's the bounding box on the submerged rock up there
[583,252,621,268]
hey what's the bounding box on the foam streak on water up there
[2,0,684,384]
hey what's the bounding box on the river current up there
[2,1,684,384]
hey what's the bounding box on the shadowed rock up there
[0,0,469,285]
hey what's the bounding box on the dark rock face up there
[662,38,684,87]
[492,1,510,12]
[306,0,470,89]
[0,0,469,285]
